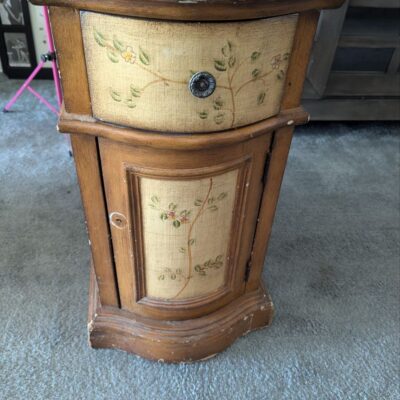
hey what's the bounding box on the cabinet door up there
[99,134,271,320]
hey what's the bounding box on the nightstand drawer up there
[80,12,298,133]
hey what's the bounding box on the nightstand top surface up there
[31,0,345,21]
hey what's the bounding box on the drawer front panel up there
[81,12,298,133]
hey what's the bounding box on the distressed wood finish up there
[88,264,274,363]
[70,135,119,306]
[33,0,344,21]
[98,131,272,320]
[36,0,344,362]
[49,7,92,115]
[247,11,320,291]
[59,107,309,150]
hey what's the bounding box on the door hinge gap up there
[262,152,272,185]
[244,259,252,282]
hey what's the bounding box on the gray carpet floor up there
[0,74,399,400]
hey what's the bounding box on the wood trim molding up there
[246,126,295,291]
[246,11,320,291]
[58,107,309,150]
[49,7,92,115]
[31,0,345,21]
[88,264,274,363]
[70,135,119,306]
[127,158,252,314]
[282,10,321,109]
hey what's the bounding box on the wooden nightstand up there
[31,0,344,362]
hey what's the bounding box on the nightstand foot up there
[88,266,274,363]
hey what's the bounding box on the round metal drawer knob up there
[189,71,216,98]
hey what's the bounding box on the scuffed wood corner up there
[88,261,274,363]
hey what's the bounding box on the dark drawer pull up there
[189,71,216,98]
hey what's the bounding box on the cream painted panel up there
[81,12,298,133]
[140,170,238,300]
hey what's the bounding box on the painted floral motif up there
[158,268,184,282]
[200,42,290,127]
[121,46,136,64]
[149,178,228,299]
[194,255,224,276]
[149,197,192,228]
[93,29,291,128]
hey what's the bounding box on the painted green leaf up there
[109,88,122,102]
[252,68,261,79]
[213,97,224,110]
[161,212,168,220]
[188,239,195,246]
[194,199,203,206]
[199,111,208,120]
[214,59,227,72]
[283,52,290,60]
[130,85,142,98]
[216,255,223,262]
[139,47,150,65]
[151,195,160,203]
[171,274,176,280]
[277,70,285,80]
[148,203,156,209]
[208,205,218,212]
[208,197,215,204]
[125,99,136,109]
[199,271,206,276]
[221,40,234,57]
[195,265,201,272]
[257,91,266,105]
[214,113,225,125]
[179,247,186,254]
[158,274,165,280]
[228,56,236,68]
[113,36,125,52]
[94,30,106,47]
[251,51,261,61]
[173,220,181,228]
[218,192,227,200]
[107,49,119,63]
[168,202,177,211]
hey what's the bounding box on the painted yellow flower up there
[122,47,136,64]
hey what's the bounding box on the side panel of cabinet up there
[99,134,272,320]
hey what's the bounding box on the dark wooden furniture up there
[304,0,400,120]
[31,0,344,362]
[0,0,37,78]
[0,0,51,78]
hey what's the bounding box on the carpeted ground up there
[0,74,399,400]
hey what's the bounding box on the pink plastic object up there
[3,6,62,114]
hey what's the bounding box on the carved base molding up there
[88,266,274,363]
